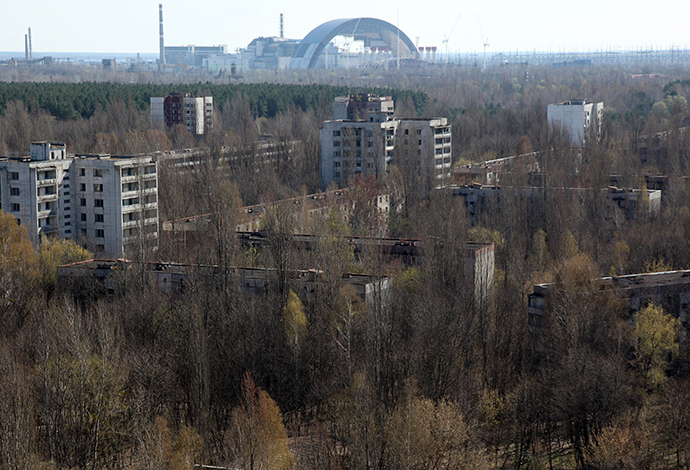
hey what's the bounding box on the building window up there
[95,229,104,238]
[333,130,340,137]
[404,129,409,135]
[80,183,86,191]
[95,199,104,207]
[333,151,341,157]
[10,172,19,180]
[93,169,103,177]
[80,168,86,176]
[10,203,20,212]
[64,214,71,219]
[95,214,104,223]
[81,213,87,221]
[96,244,105,251]
[65,229,71,233]
[80,198,86,207]
[333,141,340,147]
[81,229,87,237]
[10,187,19,196]
[93,184,103,192]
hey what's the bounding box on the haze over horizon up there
[2,0,688,57]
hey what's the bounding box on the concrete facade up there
[150,93,213,135]
[443,184,660,225]
[529,270,690,354]
[0,143,158,257]
[547,99,604,147]
[163,45,227,67]
[320,95,451,190]
[58,259,392,313]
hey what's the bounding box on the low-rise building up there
[442,184,660,225]
[58,259,392,313]
[528,269,690,354]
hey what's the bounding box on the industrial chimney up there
[280,13,284,38]
[28,27,32,59]
[159,4,166,66]
[24,33,29,61]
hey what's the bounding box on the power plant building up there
[150,93,213,135]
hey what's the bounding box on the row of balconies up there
[122,217,157,229]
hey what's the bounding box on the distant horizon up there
[3,46,690,64]
[3,0,689,57]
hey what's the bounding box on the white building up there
[547,99,603,147]
[320,95,452,191]
[150,93,213,135]
[0,142,158,257]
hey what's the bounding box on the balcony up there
[37,178,57,187]
[37,194,58,203]
[122,219,139,229]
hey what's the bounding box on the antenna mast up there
[477,15,489,70]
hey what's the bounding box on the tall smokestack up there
[24,34,29,61]
[28,27,32,59]
[159,4,166,66]
[280,13,284,38]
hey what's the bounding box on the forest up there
[1,61,690,469]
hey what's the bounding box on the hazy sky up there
[3,0,689,55]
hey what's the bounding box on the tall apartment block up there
[547,99,603,147]
[0,142,158,257]
[150,92,213,135]
[319,94,451,191]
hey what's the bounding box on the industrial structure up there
[547,99,604,147]
[319,94,452,191]
[289,17,418,69]
[24,28,32,62]
[150,93,213,135]
[0,142,158,257]
[181,13,421,72]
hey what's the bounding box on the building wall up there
[529,270,690,355]
[0,146,158,258]
[443,184,660,225]
[0,149,72,245]
[319,116,451,191]
[150,94,213,135]
[319,120,397,189]
[58,260,393,313]
[547,100,603,147]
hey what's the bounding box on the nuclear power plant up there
[156,4,427,73]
